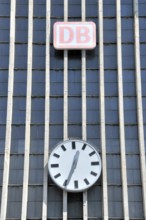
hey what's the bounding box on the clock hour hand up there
[64,150,80,187]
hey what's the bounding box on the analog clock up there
[48,139,102,192]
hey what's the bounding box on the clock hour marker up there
[72,141,76,149]
[53,153,60,158]
[74,180,78,189]
[82,144,87,150]
[61,145,66,151]
[63,179,67,186]
[91,161,99,166]
[91,171,97,176]
[84,178,90,185]
[54,173,61,179]
[51,164,59,168]
[89,151,96,156]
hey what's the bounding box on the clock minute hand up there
[64,150,80,187]
[72,150,80,170]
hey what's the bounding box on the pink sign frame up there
[53,22,96,50]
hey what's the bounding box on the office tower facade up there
[0,0,146,219]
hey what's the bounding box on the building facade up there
[0,0,146,219]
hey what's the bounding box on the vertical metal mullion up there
[116,1,129,220]
[21,0,33,219]
[81,1,88,220]
[63,0,68,219]
[64,49,68,141]
[42,0,51,219]
[64,0,68,141]
[133,1,146,218]
[98,1,108,220]
[82,52,86,141]
[0,0,16,219]
[82,48,88,220]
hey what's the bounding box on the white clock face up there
[48,140,102,192]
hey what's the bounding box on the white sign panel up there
[53,22,96,50]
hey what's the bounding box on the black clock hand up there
[64,150,80,187]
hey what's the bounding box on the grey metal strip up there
[63,50,68,141]
[42,0,51,219]
[63,0,68,219]
[21,0,33,219]
[116,1,129,220]
[0,0,16,219]
[98,1,108,219]
[82,47,88,217]
[81,0,88,219]
[133,1,146,218]
[82,49,87,141]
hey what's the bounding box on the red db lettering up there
[60,27,74,43]
[76,27,91,43]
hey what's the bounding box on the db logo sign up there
[53,22,96,50]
